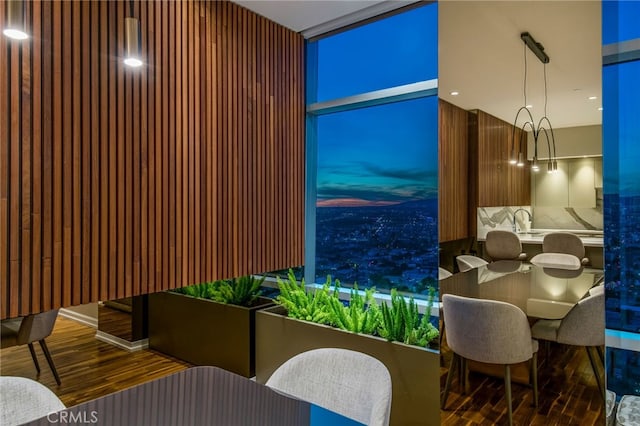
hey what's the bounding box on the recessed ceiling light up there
[450,91,459,96]
[598,107,603,111]
[526,104,533,108]
[588,96,598,100]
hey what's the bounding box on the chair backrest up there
[543,232,585,259]
[456,255,488,272]
[266,348,392,426]
[0,376,65,426]
[557,291,604,347]
[530,253,582,270]
[442,294,536,365]
[439,267,452,280]
[485,230,524,261]
[18,309,59,344]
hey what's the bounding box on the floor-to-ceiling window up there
[305,3,439,297]
[602,0,640,397]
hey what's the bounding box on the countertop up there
[479,229,604,247]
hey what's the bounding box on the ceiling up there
[232,0,602,129]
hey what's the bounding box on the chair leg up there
[442,352,458,409]
[39,339,61,386]
[585,346,604,401]
[531,353,539,408]
[440,317,445,347]
[504,365,513,426]
[27,343,41,373]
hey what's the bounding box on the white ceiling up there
[233,0,602,129]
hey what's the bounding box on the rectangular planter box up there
[148,291,274,377]
[255,306,440,426]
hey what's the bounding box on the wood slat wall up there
[0,0,305,319]
[438,99,469,242]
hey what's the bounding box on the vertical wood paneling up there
[1,0,305,319]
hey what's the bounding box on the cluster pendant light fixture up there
[124,0,143,67]
[509,32,558,173]
[3,0,28,40]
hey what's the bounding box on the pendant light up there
[124,0,142,67]
[509,32,557,173]
[3,0,28,40]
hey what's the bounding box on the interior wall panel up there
[0,0,305,319]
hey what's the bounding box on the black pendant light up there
[124,0,142,67]
[3,0,28,40]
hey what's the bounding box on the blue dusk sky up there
[313,3,438,207]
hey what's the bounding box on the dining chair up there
[0,376,65,426]
[485,230,527,261]
[439,267,452,280]
[441,294,538,426]
[542,232,589,265]
[0,309,61,385]
[266,348,392,426]
[530,290,605,398]
[530,252,582,270]
[456,255,488,272]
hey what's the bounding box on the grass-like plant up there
[378,287,439,347]
[275,269,333,325]
[173,275,265,307]
[209,275,265,306]
[327,284,381,335]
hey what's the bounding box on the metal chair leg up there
[442,352,458,409]
[39,339,61,386]
[585,346,604,401]
[27,343,41,373]
[504,365,513,426]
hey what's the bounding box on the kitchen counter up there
[479,229,604,247]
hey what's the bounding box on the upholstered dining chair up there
[439,267,453,280]
[0,309,61,385]
[442,294,538,426]
[0,376,65,426]
[542,232,589,265]
[266,348,392,426]
[530,252,582,270]
[456,255,488,272]
[531,290,605,398]
[485,230,527,261]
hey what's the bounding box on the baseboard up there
[95,331,149,352]
[59,308,98,329]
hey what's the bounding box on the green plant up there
[209,275,265,306]
[378,287,439,347]
[275,269,333,325]
[327,285,381,335]
[173,282,216,299]
[172,275,265,307]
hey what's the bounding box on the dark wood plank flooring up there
[440,340,605,425]
[2,317,604,424]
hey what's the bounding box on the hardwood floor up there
[0,317,190,407]
[2,317,604,425]
[440,341,605,425]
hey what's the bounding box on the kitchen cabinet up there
[532,157,602,208]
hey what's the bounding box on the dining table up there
[439,260,604,383]
[24,366,363,426]
[439,260,604,320]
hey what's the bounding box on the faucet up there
[512,208,533,233]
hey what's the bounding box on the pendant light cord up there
[129,0,134,18]
[543,63,548,117]
[523,42,528,107]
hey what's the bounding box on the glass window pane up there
[603,1,640,44]
[313,3,438,102]
[315,96,438,296]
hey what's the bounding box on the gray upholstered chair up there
[442,294,538,426]
[0,376,65,426]
[1,309,61,385]
[439,267,453,280]
[530,252,582,270]
[542,232,589,265]
[266,348,392,426]
[456,255,488,272]
[531,291,605,398]
[485,230,527,261]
